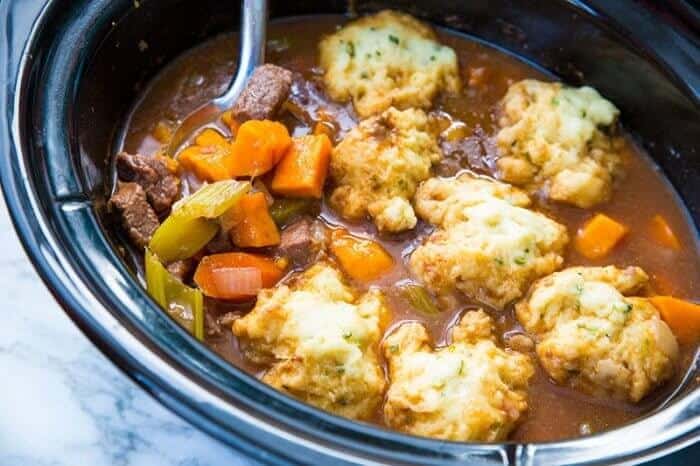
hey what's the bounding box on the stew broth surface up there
[120,15,700,442]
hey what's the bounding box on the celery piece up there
[150,180,250,262]
[269,198,317,227]
[150,216,218,262]
[399,283,441,316]
[173,180,251,219]
[145,249,204,340]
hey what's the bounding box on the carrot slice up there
[178,128,234,182]
[650,215,680,250]
[575,213,628,260]
[194,252,284,300]
[271,134,332,198]
[650,296,700,345]
[195,128,228,146]
[330,229,394,282]
[225,192,281,247]
[226,120,292,177]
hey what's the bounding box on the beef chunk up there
[166,259,195,282]
[437,126,498,177]
[109,182,160,248]
[231,64,293,122]
[116,152,180,213]
[205,230,234,254]
[277,218,325,269]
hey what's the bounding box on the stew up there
[111,12,700,442]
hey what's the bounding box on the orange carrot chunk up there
[650,215,680,250]
[194,252,284,300]
[226,120,291,177]
[575,213,628,260]
[650,296,700,345]
[224,192,280,247]
[196,127,229,146]
[329,229,394,282]
[271,134,332,199]
[178,128,234,182]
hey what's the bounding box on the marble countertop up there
[0,193,254,466]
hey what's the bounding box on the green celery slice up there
[173,179,251,219]
[398,283,441,316]
[145,248,204,340]
[269,198,317,227]
[150,216,218,262]
[149,180,250,262]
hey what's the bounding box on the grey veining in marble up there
[0,193,255,466]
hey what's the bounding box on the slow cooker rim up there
[1,0,699,464]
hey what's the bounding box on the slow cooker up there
[1,0,698,464]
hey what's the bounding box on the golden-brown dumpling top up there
[329,107,442,232]
[383,310,534,441]
[496,79,623,208]
[319,10,461,117]
[410,173,569,309]
[233,262,390,420]
[516,266,679,402]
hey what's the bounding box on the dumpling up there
[410,173,568,309]
[329,107,442,232]
[516,266,679,402]
[496,79,623,208]
[233,263,390,419]
[383,310,534,441]
[319,10,460,117]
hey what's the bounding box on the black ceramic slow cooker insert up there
[1,0,698,464]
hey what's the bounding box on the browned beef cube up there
[109,182,160,248]
[277,218,325,269]
[230,64,293,122]
[205,230,234,254]
[116,152,180,213]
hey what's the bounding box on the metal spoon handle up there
[163,0,268,156]
[221,0,268,104]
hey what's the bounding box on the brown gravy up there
[120,15,700,442]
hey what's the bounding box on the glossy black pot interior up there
[2,0,699,464]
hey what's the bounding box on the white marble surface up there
[0,193,255,466]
